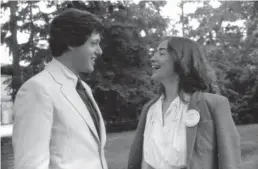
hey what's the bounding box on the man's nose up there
[96,45,102,56]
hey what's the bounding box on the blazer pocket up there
[196,120,215,152]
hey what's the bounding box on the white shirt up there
[142,95,188,169]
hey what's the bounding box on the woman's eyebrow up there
[158,47,167,51]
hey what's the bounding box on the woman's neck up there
[162,80,179,102]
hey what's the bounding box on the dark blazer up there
[127,92,242,169]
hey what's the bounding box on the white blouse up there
[142,95,189,169]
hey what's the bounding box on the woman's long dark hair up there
[160,36,219,101]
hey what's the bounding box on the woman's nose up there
[150,52,158,62]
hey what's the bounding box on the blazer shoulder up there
[138,96,159,123]
[202,92,228,105]
[201,92,230,118]
[142,96,160,112]
[19,70,53,91]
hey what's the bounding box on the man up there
[12,8,108,169]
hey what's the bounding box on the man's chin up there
[81,68,94,74]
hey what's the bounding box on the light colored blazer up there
[12,59,108,169]
[128,91,242,169]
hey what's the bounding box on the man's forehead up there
[89,33,101,40]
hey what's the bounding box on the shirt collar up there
[160,95,180,106]
[152,95,182,123]
[50,58,79,87]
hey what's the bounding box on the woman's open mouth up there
[152,64,161,72]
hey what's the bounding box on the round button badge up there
[185,109,200,127]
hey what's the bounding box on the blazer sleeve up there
[12,80,53,169]
[127,101,151,169]
[212,96,242,169]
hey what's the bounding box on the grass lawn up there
[2,124,258,169]
[237,125,258,169]
[105,124,258,169]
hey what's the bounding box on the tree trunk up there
[180,2,185,37]
[9,1,21,101]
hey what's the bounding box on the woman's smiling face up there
[150,40,177,83]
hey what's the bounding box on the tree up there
[1,1,21,101]
[178,1,258,124]
[1,1,54,100]
[76,1,169,121]
[1,1,170,127]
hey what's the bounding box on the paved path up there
[1,137,14,169]
[1,125,14,169]
[0,125,13,138]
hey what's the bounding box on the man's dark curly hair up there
[49,8,104,57]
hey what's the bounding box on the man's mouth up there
[91,57,96,64]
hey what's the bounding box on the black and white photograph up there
[1,0,258,169]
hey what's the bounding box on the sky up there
[0,0,222,65]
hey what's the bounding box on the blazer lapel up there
[45,59,100,143]
[131,92,202,169]
[186,91,202,168]
[61,84,100,143]
[82,83,107,148]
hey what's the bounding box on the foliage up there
[1,0,258,125]
[181,1,258,124]
[1,1,167,123]
[77,1,168,121]
[1,1,54,100]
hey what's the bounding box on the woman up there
[127,36,241,169]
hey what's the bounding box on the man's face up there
[71,32,102,73]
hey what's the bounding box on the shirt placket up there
[165,100,184,167]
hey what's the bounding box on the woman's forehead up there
[157,40,168,49]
